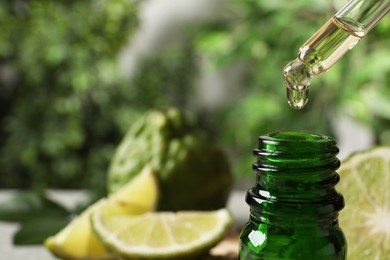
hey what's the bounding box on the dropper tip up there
[283,59,311,109]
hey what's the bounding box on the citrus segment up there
[338,146,390,259]
[45,167,158,259]
[91,209,232,259]
[44,199,114,260]
[108,166,159,212]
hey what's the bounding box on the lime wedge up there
[91,209,232,259]
[107,166,159,215]
[45,199,114,260]
[338,146,390,259]
[45,166,158,259]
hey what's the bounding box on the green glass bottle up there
[239,132,347,259]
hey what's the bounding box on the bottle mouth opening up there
[256,132,339,158]
[262,132,335,144]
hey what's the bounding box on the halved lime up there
[338,146,390,259]
[91,208,232,259]
[45,166,158,259]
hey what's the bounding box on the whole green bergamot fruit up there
[108,108,233,211]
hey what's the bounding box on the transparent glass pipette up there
[283,0,390,109]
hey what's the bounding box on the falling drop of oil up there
[286,87,309,109]
[283,59,312,109]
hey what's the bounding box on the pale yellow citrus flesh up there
[45,166,158,259]
[45,199,114,260]
[338,147,390,259]
[91,209,232,259]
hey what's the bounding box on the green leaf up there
[13,216,70,245]
[0,191,69,222]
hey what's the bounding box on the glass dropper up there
[284,0,390,109]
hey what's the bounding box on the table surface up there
[0,190,248,260]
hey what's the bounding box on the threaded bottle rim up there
[254,132,340,172]
[249,132,344,217]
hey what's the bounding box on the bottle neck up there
[246,132,344,226]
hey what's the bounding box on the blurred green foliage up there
[1,0,390,187]
[0,1,197,189]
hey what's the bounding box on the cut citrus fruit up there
[91,208,232,259]
[45,166,158,259]
[45,199,114,260]
[107,166,159,215]
[338,146,390,259]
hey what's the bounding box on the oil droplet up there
[286,88,309,109]
[283,59,312,109]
